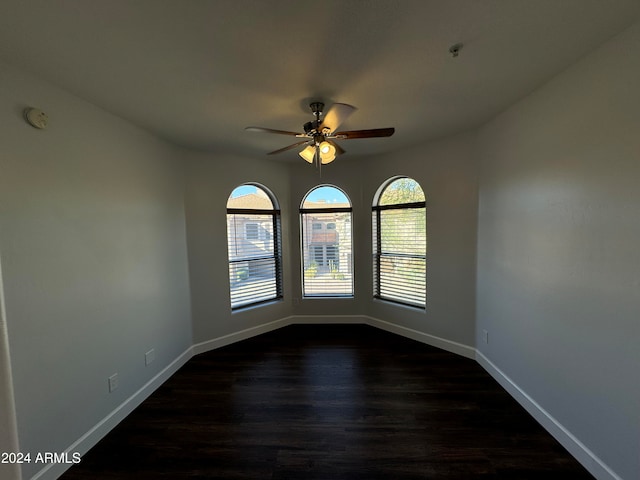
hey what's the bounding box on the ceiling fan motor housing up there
[309,102,324,116]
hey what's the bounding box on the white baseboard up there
[36,319,293,480]
[288,314,476,360]
[476,351,622,480]
[192,316,293,355]
[39,314,475,479]
[31,347,194,480]
[365,316,476,359]
[291,314,367,325]
[40,317,612,480]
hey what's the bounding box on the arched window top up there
[301,184,351,210]
[227,183,278,210]
[375,177,425,206]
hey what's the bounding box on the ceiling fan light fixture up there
[246,101,395,166]
[299,145,316,163]
[319,141,336,164]
[319,141,332,154]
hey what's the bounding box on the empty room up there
[0,1,638,479]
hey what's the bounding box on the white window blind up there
[300,186,353,297]
[373,178,426,308]
[227,186,282,309]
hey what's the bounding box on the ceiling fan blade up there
[319,103,356,134]
[333,127,395,139]
[245,126,302,136]
[267,140,310,155]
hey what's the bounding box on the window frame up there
[300,186,354,298]
[372,178,426,309]
[226,185,283,310]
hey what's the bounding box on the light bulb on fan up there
[319,141,336,164]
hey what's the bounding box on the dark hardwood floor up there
[61,324,593,479]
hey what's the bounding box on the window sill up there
[302,295,354,300]
[373,297,427,313]
[231,298,283,313]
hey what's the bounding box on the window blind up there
[373,202,426,308]
[227,210,282,309]
[300,209,353,297]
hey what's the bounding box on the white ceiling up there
[1,0,638,161]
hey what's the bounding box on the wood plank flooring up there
[60,324,594,479]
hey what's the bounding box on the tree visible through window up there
[373,177,426,308]
[226,184,282,309]
[300,185,353,297]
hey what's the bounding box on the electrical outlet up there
[483,330,489,344]
[145,349,155,366]
[108,373,118,392]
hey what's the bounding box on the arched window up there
[300,185,353,297]
[226,184,282,309]
[372,177,426,308]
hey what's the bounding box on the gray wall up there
[1,19,638,480]
[476,22,640,480]
[287,162,369,318]
[183,150,292,343]
[286,132,478,349]
[0,60,193,479]
[359,133,478,347]
[183,129,478,349]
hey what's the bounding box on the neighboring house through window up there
[226,184,282,309]
[372,177,426,308]
[300,185,353,297]
[245,223,259,240]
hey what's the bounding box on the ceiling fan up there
[245,102,394,166]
